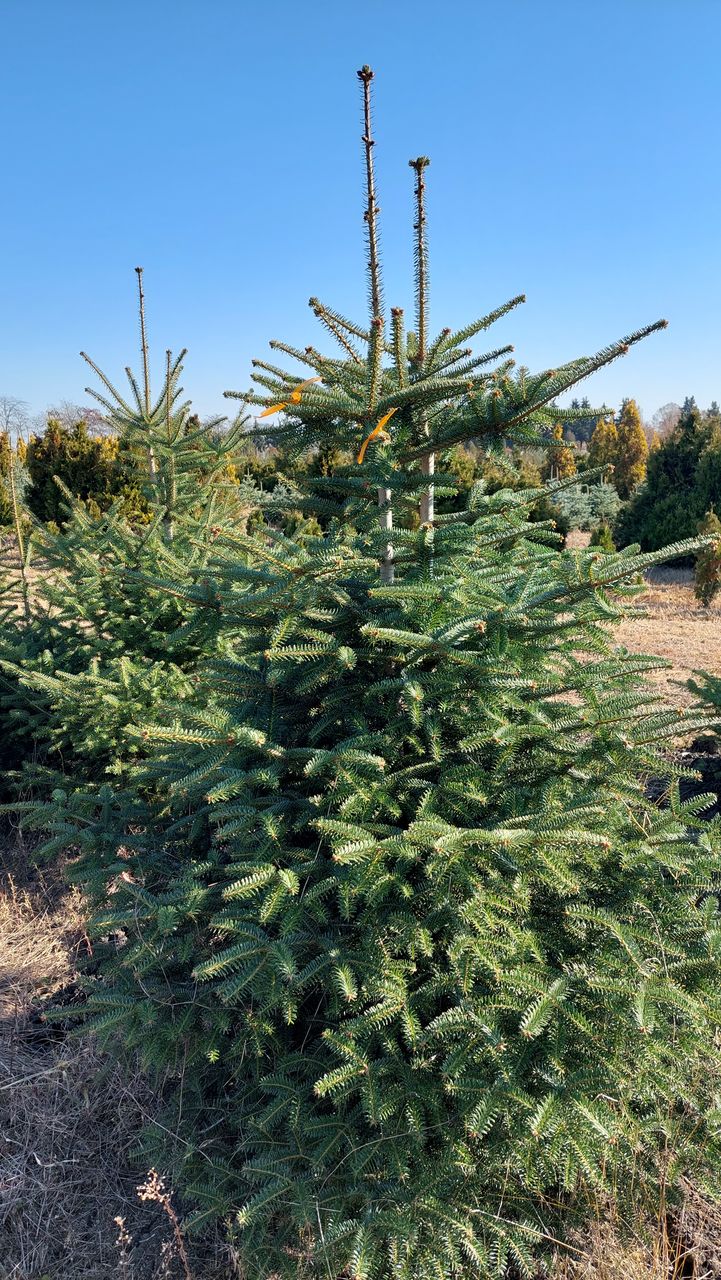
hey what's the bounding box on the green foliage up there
[12,71,721,1280]
[35,508,721,1280]
[24,418,147,525]
[433,448,570,537]
[688,668,721,731]
[588,414,618,480]
[563,397,598,444]
[0,433,14,525]
[0,280,253,799]
[587,402,648,500]
[616,398,721,551]
[589,519,616,552]
[694,509,721,606]
[547,479,621,531]
[542,423,577,480]
[614,398,648,499]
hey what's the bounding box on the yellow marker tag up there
[259,401,288,418]
[357,407,398,463]
[259,377,321,418]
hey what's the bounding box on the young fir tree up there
[24,69,721,1280]
[694,509,721,606]
[588,518,616,552]
[614,397,648,499]
[0,269,252,795]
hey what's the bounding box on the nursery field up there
[617,574,721,708]
[565,532,721,709]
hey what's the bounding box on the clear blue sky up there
[3,0,720,426]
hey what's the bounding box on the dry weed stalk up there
[137,1168,193,1280]
[114,1214,134,1279]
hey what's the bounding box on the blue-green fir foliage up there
[0,279,252,795]
[23,69,721,1280]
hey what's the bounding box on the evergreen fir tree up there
[614,397,648,498]
[694,509,721,605]
[588,518,616,551]
[564,396,597,443]
[0,269,253,795]
[19,68,721,1280]
[547,479,621,531]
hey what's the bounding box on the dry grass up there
[0,830,234,1280]
[617,575,721,710]
[566,531,721,710]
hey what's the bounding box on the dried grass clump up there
[0,833,231,1280]
[548,1191,721,1280]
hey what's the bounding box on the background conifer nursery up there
[17,66,721,1280]
[0,269,252,796]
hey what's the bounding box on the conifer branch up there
[135,266,151,416]
[79,352,135,417]
[358,66,383,324]
[8,460,30,622]
[366,316,384,410]
[309,299,363,362]
[391,308,408,389]
[134,267,158,481]
[165,349,176,543]
[410,157,434,529]
[440,294,527,353]
[308,298,371,342]
[409,157,430,365]
[124,366,144,414]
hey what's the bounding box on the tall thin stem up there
[358,65,394,583]
[410,157,434,530]
[410,157,429,363]
[357,66,383,325]
[378,486,394,585]
[164,348,176,543]
[135,266,157,481]
[9,463,30,622]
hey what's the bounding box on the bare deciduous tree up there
[0,395,30,440]
[42,400,111,434]
[650,402,681,438]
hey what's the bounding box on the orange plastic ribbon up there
[259,377,322,418]
[357,407,398,463]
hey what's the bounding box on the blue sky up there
[3,0,720,426]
